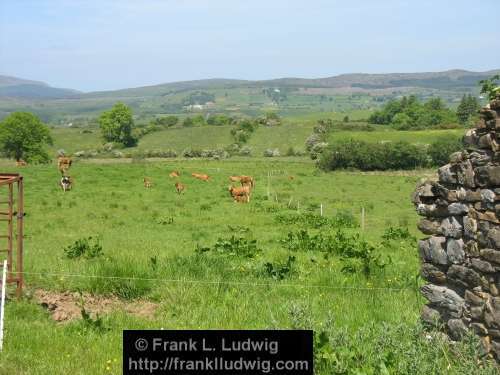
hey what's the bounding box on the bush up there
[428,137,463,166]
[305,133,323,151]
[263,148,280,157]
[63,237,103,259]
[264,256,296,280]
[196,236,261,258]
[238,145,252,156]
[318,139,430,171]
[182,148,202,158]
[309,142,328,160]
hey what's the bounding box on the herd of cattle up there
[146,171,255,203]
[16,156,256,202]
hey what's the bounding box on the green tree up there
[0,112,53,163]
[154,115,178,127]
[98,103,137,146]
[456,94,480,125]
[479,74,500,100]
[428,137,463,166]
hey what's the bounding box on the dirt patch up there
[34,289,158,322]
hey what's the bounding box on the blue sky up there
[0,0,498,92]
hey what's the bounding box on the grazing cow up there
[169,170,180,178]
[15,159,27,167]
[60,176,72,192]
[144,177,153,188]
[175,182,185,194]
[239,175,254,188]
[229,176,241,183]
[58,156,72,175]
[192,173,210,181]
[228,185,251,203]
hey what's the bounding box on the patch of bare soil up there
[34,289,158,322]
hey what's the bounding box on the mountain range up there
[1,69,498,100]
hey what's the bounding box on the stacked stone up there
[413,94,500,360]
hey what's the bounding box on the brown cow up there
[192,173,210,181]
[144,177,153,188]
[15,159,27,167]
[228,185,251,203]
[175,182,185,194]
[288,175,295,180]
[58,156,72,175]
[169,170,180,178]
[239,175,254,188]
[229,176,241,183]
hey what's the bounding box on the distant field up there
[327,128,465,145]
[49,123,466,158]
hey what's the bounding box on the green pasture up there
[48,121,465,158]
[0,159,495,374]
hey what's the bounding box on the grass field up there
[49,122,465,158]
[0,158,496,374]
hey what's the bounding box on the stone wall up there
[413,94,500,360]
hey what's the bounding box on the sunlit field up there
[0,159,495,374]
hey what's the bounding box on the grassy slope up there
[49,122,466,158]
[0,160,495,373]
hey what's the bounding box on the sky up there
[0,0,499,92]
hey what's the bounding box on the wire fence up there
[10,271,415,293]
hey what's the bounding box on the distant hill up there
[0,75,80,99]
[78,69,500,98]
[0,69,498,121]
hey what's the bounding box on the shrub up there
[318,140,430,171]
[305,133,323,151]
[182,148,202,158]
[281,230,390,277]
[196,236,261,258]
[275,211,357,229]
[63,237,103,259]
[428,137,463,166]
[263,148,280,157]
[238,145,252,156]
[264,256,296,280]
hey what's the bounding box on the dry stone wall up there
[413,94,500,360]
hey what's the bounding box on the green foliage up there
[381,227,416,242]
[479,74,500,100]
[456,94,480,125]
[275,211,357,229]
[264,256,296,280]
[63,237,103,259]
[196,236,261,258]
[230,119,258,145]
[98,102,137,146]
[368,96,457,129]
[0,112,53,162]
[152,115,178,127]
[256,112,282,126]
[281,229,390,276]
[427,137,463,166]
[79,308,109,334]
[206,114,233,126]
[89,259,152,299]
[318,139,429,171]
